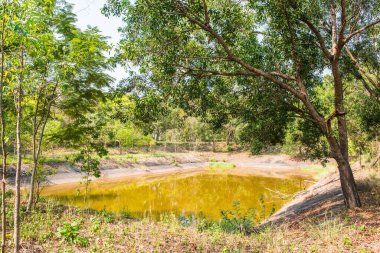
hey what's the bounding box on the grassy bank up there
[15,199,379,252]
[5,168,377,252]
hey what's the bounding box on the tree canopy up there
[103,0,380,207]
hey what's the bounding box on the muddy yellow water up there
[43,172,309,220]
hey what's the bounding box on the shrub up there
[100,209,115,223]
[56,220,89,247]
[219,201,256,234]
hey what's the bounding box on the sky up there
[67,0,125,83]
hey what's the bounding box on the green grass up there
[300,165,332,179]
[15,170,380,252]
[14,197,379,253]
[6,154,34,165]
[6,152,174,166]
[208,162,236,171]
[105,153,170,159]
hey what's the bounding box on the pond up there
[42,172,309,221]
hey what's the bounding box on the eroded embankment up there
[259,161,370,227]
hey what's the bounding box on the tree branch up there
[300,17,332,59]
[359,77,380,102]
[180,66,296,81]
[181,67,255,77]
[337,0,347,50]
[344,18,380,44]
[201,0,210,26]
[345,46,380,90]
[173,0,327,129]
[326,109,347,133]
[329,0,338,57]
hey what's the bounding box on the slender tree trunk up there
[27,80,57,211]
[13,115,21,251]
[0,2,7,251]
[14,47,24,253]
[118,140,122,155]
[26,149,37,212]
[26,116,47,211]
[34,181,41,206]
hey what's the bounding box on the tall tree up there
[24,0,57,212]
[0,1,9,251]
[6,2,27,251]
[13,43,24,253]
[26,1,113,211]
[104,0,380,207]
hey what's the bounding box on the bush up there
[219,201,256,234]
[120,209,133,220]
[100,209,115,223]
[250,140,264,155]
[56,220,89,247]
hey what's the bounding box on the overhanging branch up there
[344,19,380,44]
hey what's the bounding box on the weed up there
[56,220,89,247]
[100,209,116,223]
[358,247,370,253]
[220,246,229,253]
[120,209,133,220]
[197,216,213,232]
[178,214,193,227]
[219,201,256,234]
[343,237,352,247]
[90,217,101,233]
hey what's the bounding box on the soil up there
[259,161,380,227]
[43,152,316,185]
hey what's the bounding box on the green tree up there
[104,0,380,207]
[24,1,113,211]
[71,143,107,204]
[0,0,11,250]
[0,1,112,251]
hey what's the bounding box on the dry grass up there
[11,168,380,252]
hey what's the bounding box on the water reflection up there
[44,173,308,220]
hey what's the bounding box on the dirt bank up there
[259,161,378,227]
[43,152,318,186]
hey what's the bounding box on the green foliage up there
[119,209,133,220]
[249,139,264,155]
[282,118,329,160]
[56,220,89,247]
[219,201,256,234]
[102,0,380,168]
[208,162,236,171]
[100,209,116,223]
[72,144,107,178]
[90,217,101,233]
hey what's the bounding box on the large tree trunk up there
[331,61,349,160]
[326,133,361,208]
[328,59,361,208]
[334,152,361,207]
